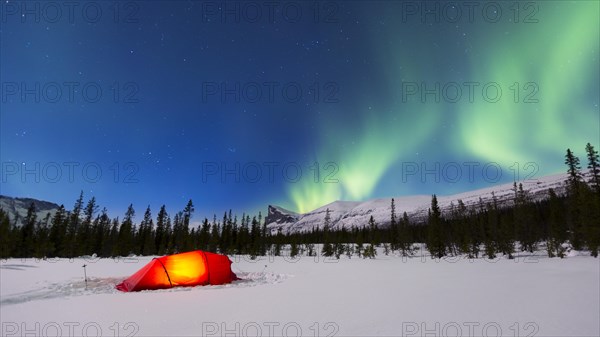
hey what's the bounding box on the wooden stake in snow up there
[82,264,88,289]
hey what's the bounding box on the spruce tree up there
[482,201,497,259]
[323,208,332,231]
[164,216,173,254]
[515,183,536,253]
[181,200,194,251]
[141,206,155,255]
[155,205,168,254]
[109,217,120,257]
[95,208,111,256]
[564,149,585,249]
[547,189,566,258]
[198,218,211,252]
[250,216,260,258]
[426,195,446,258]
[367,215,379,246]
[20,202,37,257]
[585,143,600,193]
[289,239,299,258]
[344,243,353,258]
[0,209,12,258]
[454,200,470,255]
[467,208,481,259]
[583,143,600,256]
[398,212,413,256]
[66,191,84,257]
[306,243,315,256]
[363,243,377,259]
[172,212,183,252]
[390,198,398,251]
[565,148,583,188]
[321,241,334,257]
[48,205,68,257]
[321,208,334,257]
[79,197,98,255]
[118,204,135,256]
[34,213,52,258]
[355,242,364,258]
[273,227,282,256]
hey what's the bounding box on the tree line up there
[1,143,598,260]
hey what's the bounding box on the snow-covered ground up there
[1,249,599,336]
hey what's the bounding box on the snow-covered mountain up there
[266,172,572,234]
[0,195,61,225]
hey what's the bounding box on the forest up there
[1,143,599,260]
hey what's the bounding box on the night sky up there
[1,1,599,220]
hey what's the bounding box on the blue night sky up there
[1,1,599,220]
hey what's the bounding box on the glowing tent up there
[116,250,238,292]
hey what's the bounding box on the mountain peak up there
[265,205,300,230]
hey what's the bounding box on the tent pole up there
[82,264,88,289]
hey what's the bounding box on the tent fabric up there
[116,250,237,292]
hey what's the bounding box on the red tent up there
[116,250,238,292]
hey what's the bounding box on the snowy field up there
[1,249,598,337]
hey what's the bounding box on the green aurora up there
[285,1,599,213]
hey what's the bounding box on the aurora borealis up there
[1,1,599,218]
[288,0,600,213]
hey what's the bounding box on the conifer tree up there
[454,200,470,254]
[48,205,68,257]
[109,217,120,256]
[20,202,37,257]
[141,206,155,255]
[0,209,12,258]
[467,208,481,258]
[250,216,260,258]
[155,205,168,255]
[344,243,353,258]
[306,243,315,256]
[164,215,173,254]
[565,148,585,249]
[118,204,135,256]
[585,143,600,193]
[287,237,297,258]
[198,218,211,252]
[389,198,399,251]
[398,212,413,256]
[181,200,194,251]
[172,212,184,252]
[321,208,334,257]
[273,228,282,256]
[368,215,379,246]
[323,208,332,231]
[515,183,536,253]
[79,197,98,255]
[583,143,600,256]
[34,213,52,258]
[482,201,497,259]
[355,242,364,258]
[363,243,377,259]
[565,148,583,188]
[426,195,446,258]
[547,189,566,258]
[94,208,111,256]
[66,191,84,257]
[321,241,334,257]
